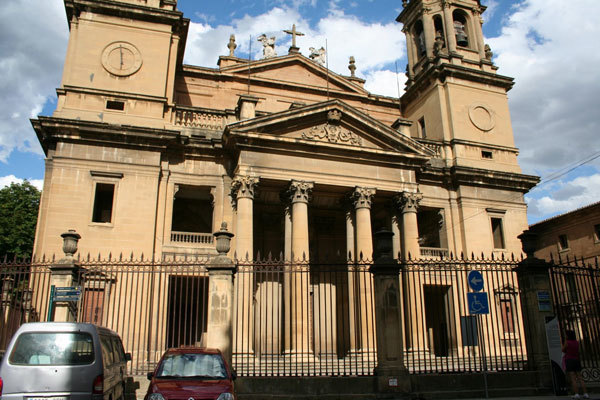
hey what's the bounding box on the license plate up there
[28,397,68,400]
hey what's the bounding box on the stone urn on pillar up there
[50,229,82,322]
[206,222,236,363]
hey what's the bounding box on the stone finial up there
[257,34,277,59]
[61,229,81,261]
[402,0,408,7]
[484,44,493,60]
[214,222,234,255]
[309,47,326,65]
[348,56,356,77]
[327,109,341,124]
[518,230,538,259]
[228,34,237,57]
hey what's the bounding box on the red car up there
[145,347,236,400]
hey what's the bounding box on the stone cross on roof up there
[283,24,304,53]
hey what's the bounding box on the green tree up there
[0,181,41,259]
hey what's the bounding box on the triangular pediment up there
[224,100,434,161]
[220,54,368,95]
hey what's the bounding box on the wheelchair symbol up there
[467,292,489,315]
[471,297,484,312]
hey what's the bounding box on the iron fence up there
[231,254,528,377]
[550,255,600,382]
[0,253,535,378]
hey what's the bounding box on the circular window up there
[468,103,495,132]
[101,42,143,77]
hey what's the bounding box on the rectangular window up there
[594,224,600,243]
[92,183,115,223]
[481,150,493,159]
[9,332,94,365]
[491,217,505,249]
[106,100,125,111]
[419,117,427,138]
[500,299,515,334]
[558,234,569,251]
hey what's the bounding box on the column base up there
[283,349,317,363]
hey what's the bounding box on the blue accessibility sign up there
[467,270,484,292]
[467,292,489,315]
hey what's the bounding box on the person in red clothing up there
[562,329,589,399]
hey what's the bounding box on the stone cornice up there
[402,61,514,105]
[64,0,185,28]
[30,116,214,155]
[418,164,539,193]
[58,86,168,103]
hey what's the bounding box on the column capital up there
[231,175,259,202]
[288,180,314,204]
[351,187,376,209]
[394,191,422,214]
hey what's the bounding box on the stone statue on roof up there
[257,34,277,59]
[309,47,326,66]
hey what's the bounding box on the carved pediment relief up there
[300,110,362,146]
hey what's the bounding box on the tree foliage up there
[0,181,41,259]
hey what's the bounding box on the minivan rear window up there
[9,332,94,365]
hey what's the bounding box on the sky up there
[0,0,598,224]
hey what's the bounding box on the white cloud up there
[0,0,68,162]
[364,69,406,98]
[526,173,600,218]
[0,175,43,190]
[487,0,600,177]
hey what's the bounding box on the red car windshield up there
[156,353,227,379]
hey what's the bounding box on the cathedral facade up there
[32,0,538,264]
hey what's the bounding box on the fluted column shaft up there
[231,175,259,358]
[351,187,376,354]
[288,180,313,356]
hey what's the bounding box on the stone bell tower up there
[54,0,188,128]
[397,0,522,174]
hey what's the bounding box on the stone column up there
[394,191,422,352]
[442,2,458,54]
[472,8,486,60]
[423,13,435,59]
[50,230,81,322]
[282,197,293,352]
[232,175,259,260]
[370,229,411,395]
[351,187,376,354]
[231,175,259,358]
[345,206,358,352]
[287,180,313,357]
[515,230,554,391]
[206,223,235,364]
[396,191,422,260]
[402,27,415,83]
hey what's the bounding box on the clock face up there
[101,42,142,76]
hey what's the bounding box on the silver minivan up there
[0,322,131,400]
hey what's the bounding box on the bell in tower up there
[453,16,469,47]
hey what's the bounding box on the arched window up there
[452,10,469,48]
[413,20,426,57]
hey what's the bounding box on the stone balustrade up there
[173,108,226,130]
[419,246,449,258]
[170,231,214,244]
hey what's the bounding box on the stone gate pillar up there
[206,222,236,364]
[370,229,411,395]
[50,230,81,322]
[515,230,554,392]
